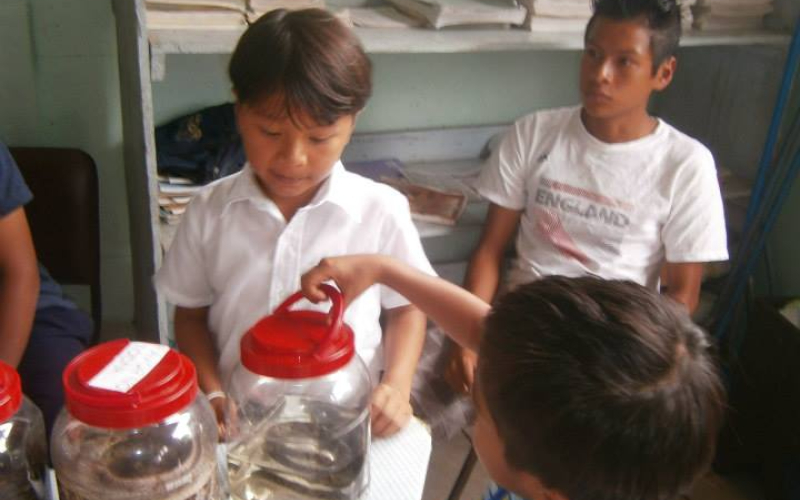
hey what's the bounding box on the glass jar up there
[227,284,372,500]
[0,360,47,500]
[51,339,222,500]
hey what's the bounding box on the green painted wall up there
[152,51,581,130]
[0,0,132,322]
[0,0,798,331]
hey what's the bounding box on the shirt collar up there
[225,161,362,222]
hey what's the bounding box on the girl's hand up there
[370,382,412,437]
[208,394,238,442]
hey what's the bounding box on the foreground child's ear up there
[653,56,677,92]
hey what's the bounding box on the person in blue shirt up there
[0,141,92,436]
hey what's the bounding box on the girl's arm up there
[302,255,490,352]
[371,304,425,437]
[0,207,39,367]
[174,305,229,437]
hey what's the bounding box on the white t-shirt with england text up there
[477,106,729,290]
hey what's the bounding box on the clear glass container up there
[227,285,372,500]
[51,340,223,500]
[0,361,47,500]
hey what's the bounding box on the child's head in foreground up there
[474,276,725,500]
[228,9,371,212]
[581,0,681,119]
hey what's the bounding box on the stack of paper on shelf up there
[691,0,772,31]
[518,0,590,32]
[145,0,248,29]
[520,0,698,33]
[158,175,202,225]
[336,5,425,28]
[384,179,468,225]
[345,158,469,225]
[386,0,527,29]
[247,0,326,22]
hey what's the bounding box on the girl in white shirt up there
[155,8,434,439]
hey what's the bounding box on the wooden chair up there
[10,147,102,344]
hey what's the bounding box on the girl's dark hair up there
[479,276,725,500]
[229,8,372,124]
[585,0,682,72]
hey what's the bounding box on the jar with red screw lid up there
[51,339,223,500]
[227,285,372,500]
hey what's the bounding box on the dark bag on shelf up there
[155,102,246,184]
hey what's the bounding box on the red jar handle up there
[273,284,345,357]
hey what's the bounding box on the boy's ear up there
[653,56,677,92]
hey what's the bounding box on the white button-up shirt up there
[155,162,434,384]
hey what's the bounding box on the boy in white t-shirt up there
[446,0,729,394]
[155,9,434,438]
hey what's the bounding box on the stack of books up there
[247,0,326,22]
[385,0,527,29]
[520,0,592,33]
[521,0,699,33]
[691,0,773,31]
[145,0,248,29]
[158,175,203,225]
[335,5,424,29]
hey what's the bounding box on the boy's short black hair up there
[479,276,725,500]
[586,0,682,71]
[229,8,372,125]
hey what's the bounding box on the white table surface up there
[46,417,432,500]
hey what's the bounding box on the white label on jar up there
[88,342,170,393]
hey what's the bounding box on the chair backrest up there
[9,147,102,344]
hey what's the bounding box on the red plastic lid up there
[241,284,355,379]
[0,361,22,423]
[62,339,198,429]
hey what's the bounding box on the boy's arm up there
[302,255,490,352]
[174,305,229,435]
[372,304,425,437]
[661,261,704,314]
[446,203,521,393]
[0,207,39,367]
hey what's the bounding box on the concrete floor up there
[422,431,490,500]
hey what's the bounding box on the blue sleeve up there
[0,143,33,217]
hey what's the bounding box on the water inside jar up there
[0,419,46,500]
[228,396,369,500]
[55,420,219,500]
